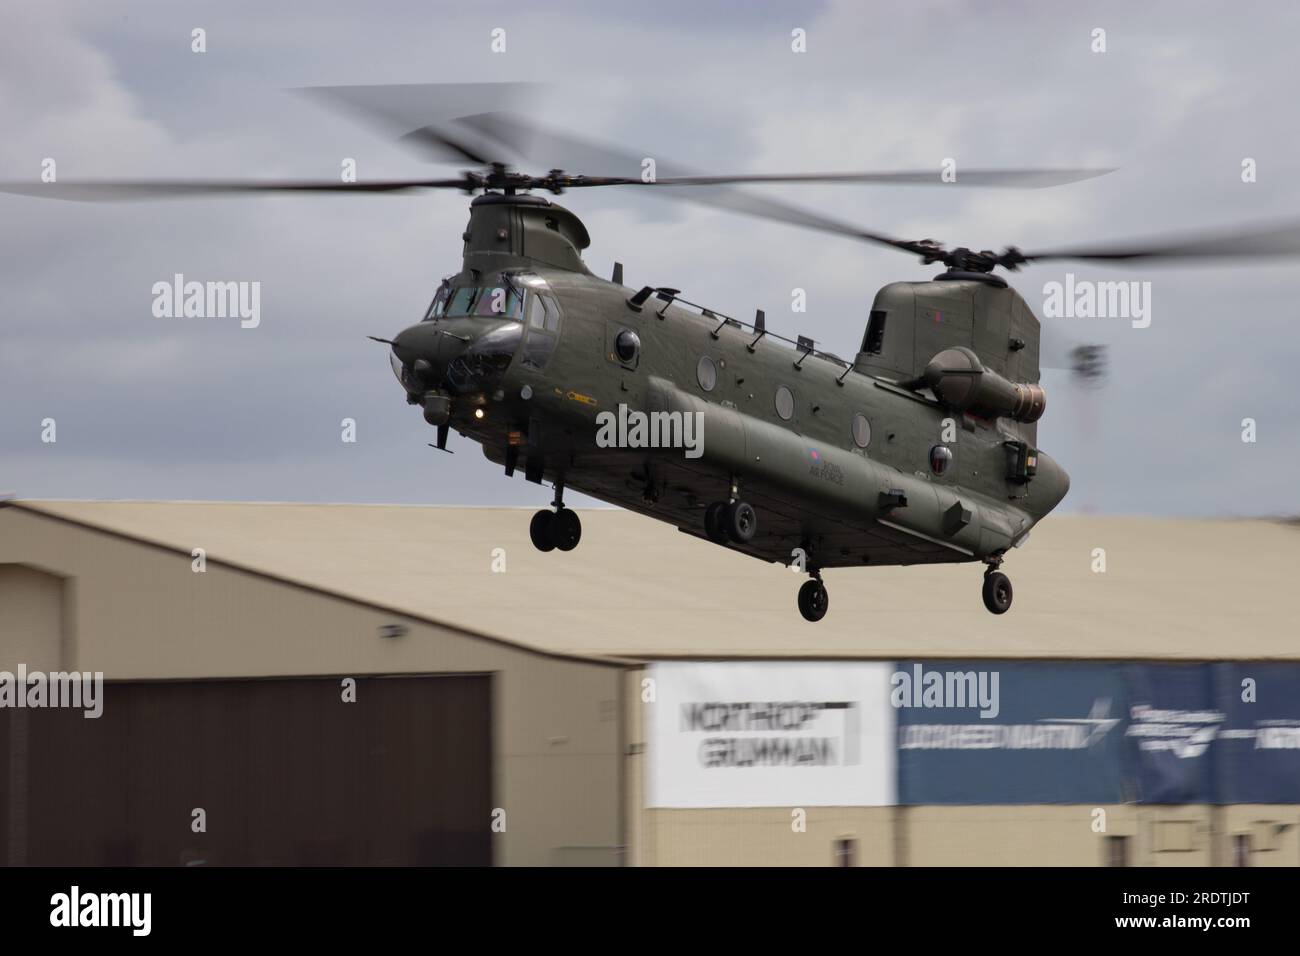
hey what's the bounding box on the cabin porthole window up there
[929,444,953,476]
[615,329,640,365]
[852,413,871,448]
[697,355,717,392]
[775,385,794,421]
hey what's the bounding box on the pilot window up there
[473,285,524,320]
[442,284,526,321]
[423,286,448,321]
[446,286,477,317]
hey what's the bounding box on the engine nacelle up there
[922,346,1046,423]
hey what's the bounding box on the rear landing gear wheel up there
[529,510,556,552]
[704,502,729,544]
[982,570,1013,615]
[797,579,829,622]
[552,508,582,552]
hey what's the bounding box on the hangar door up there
[1,674,492,866]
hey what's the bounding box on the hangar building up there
[2,499,1298,866]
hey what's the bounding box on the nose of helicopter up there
[388,322,460,394]
[391,322,442,367]
[388,318,523,396]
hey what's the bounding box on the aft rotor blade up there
[1023,218,1300,264]
[0,178,469,202]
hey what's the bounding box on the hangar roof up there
[7,499,1299,662]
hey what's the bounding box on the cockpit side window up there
[516,272,562,369]
[423,285,449,321]
[527,293,547,329]
[524,290,560,331]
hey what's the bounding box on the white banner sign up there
[645,662,897,808]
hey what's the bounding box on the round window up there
[615,329,640,364]
[696,355,717,392]
[775,385,794,420]
[929,444,953,476]
[852,413,871,448]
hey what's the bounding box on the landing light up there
[474,408,486,420]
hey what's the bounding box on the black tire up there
[553,508,582,552]
[797,579,829,622]
[982,571,1013,614]
[725,500,757,543]
[704,502,729,544]
[529,510,556,552]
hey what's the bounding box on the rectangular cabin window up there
[863,310,887,354]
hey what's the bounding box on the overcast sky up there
[2,0,1298,517]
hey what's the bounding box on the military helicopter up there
[8,85,1300,621]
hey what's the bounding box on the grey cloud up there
[2,0,1298,515]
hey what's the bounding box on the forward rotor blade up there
[0,178,468,202]
[572,168,1115,189]
[1023,218,1300,264]
[453,111,918,253]
[298,82,539,165]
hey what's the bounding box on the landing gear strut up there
[981,558,1013,614]
[529,480,582,553]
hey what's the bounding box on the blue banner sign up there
[896,662,1127,804]
[898,662,1300,805]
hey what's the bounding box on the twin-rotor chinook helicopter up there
[9,84,1300,620]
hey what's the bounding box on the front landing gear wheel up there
[529,510,556,552]
[704,502,729,544]
[552,508,582,552]
[797,579,829,622]
[982,570,1013,614]
[725,500,757,543]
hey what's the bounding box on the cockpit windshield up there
[423,285,449,321]
[421,274,517,323]
[427,274,538,323]
[473,285,524,319]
